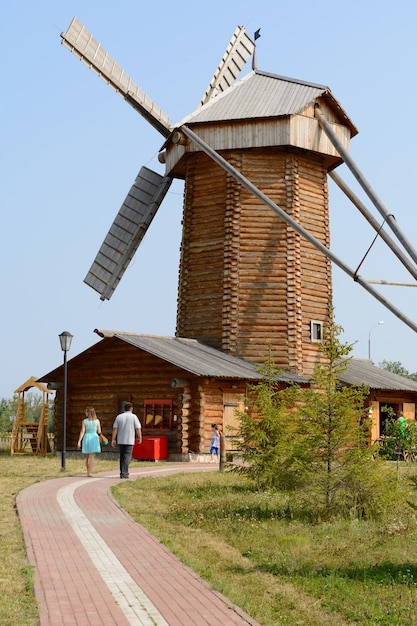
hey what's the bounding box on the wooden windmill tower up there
[61,18,359,377]
[168,75,357,375]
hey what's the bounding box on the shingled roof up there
[94,330,307,383]
[176,69,358,136]
[340,358,417,391]
[39,330,417,392]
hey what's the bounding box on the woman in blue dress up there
[77,407,102,476]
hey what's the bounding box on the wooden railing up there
[0,434,55,450]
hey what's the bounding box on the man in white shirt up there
[111,402,142,478]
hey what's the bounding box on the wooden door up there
[223,393,244,451]
[403,403,416,421]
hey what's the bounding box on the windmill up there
[61,18,417,377]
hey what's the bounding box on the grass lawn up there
[2,451,417,625]
[113,465,417,626]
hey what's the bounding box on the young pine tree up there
[230,349,301,491]
[294,316,387,519]
[231,316,390,520]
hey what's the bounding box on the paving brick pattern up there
[17,464,260,626]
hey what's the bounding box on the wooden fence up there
[0,434,55,451]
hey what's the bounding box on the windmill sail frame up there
[61,18,257,302]
[84,167,172,301]
[61,17,171,137]
[199,26,255,107]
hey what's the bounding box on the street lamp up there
[368,321,383,361]
[59,331,73,469]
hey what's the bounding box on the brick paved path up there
[17,464,260,626]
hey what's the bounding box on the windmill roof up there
[176,69,357,136]
[340,358,417,391]
[93,330,307,382]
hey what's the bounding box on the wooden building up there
[165,70,358,376]
[39,330,306,460]
[45,67,360,458]
[339,359,417,441]
[39,333,417,459]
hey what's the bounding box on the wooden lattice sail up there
[11,376,52,455]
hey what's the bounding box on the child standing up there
[210,423,220,462]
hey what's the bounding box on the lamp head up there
[59,331,73,353]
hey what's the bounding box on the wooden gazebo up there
[10,376,52,456]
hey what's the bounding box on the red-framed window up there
[143,399,173,430]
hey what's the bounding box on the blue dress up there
[81,418,101,454]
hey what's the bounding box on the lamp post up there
[59,331,73,470]
[368,321,383,361]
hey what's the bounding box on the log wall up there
[176,146,331,376]
[52,338,250,456]
[54,339,187,453]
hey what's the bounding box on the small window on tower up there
[311,321,323,342]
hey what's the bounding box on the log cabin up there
[39,329,307,460]
[338,358,417,442]
[38,332,417,460]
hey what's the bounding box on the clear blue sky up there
[2,0,417,398]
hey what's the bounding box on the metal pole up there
[219,433,226,473]
[366,280,417,287]
[329,170,417,281]
[315,105,417,266]
[368,322,383,361]
[180,124,417,334]
[61,350,67,470]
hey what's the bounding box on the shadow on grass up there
[255,559,417,587]
[224,558,417,589]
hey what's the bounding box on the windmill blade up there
[61,17,171,138]
[84,167,172,301]
[200,26,255,107]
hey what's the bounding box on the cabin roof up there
[37,331,308,383]
[175,69,358,136]
[39,331,416,392]
[340,358,417,391]
[93,330,307,382]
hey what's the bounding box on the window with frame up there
[310,320,323,342]
[143,399,173,430]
